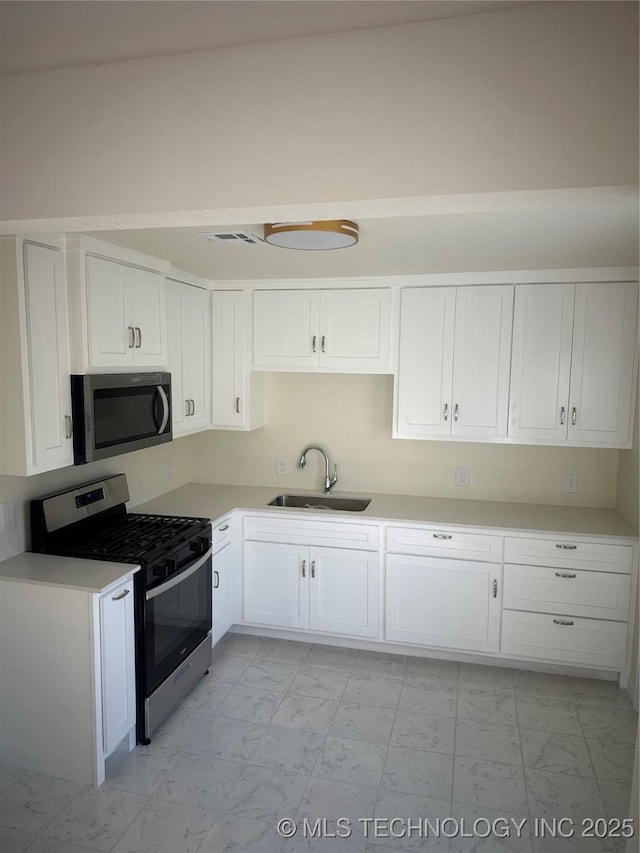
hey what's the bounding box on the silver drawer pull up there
[218,524,230,532]
[556,544,577,550]
[214,570,220,589]
[555,572,577,579]
[112,588,130,601]
[433,534,452,540]
[301,560,306,578]
[553,618,574,626]
[311,560,316,578]
[64,414,73,440]
[443,403,449,422]
[236,397,241,414]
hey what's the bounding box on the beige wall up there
[1,2,637,228]
[0,437,192,561]
[190,373,620,506]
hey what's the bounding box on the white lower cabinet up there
[243,540,379,639]
[0,570,137,786]
[500,536,631,669]
[99,578,136,756]
[385,554,501,653]
[501,611,628,669]
[212,542,234,645]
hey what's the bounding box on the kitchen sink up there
[267,494,371,512]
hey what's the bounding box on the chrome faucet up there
[298,444,338,494]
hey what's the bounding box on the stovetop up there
[43,512,210,566]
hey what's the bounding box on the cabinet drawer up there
[244,515,379,550]
[501,609,627,669]
[386,526,502,562]
[213,517,232,552]
[503,564,631,621]
[504,537,633,574]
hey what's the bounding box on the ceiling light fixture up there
[263,220,359,250]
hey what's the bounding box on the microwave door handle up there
[155,386,170,435]
[145,548,213,601]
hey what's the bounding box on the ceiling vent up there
[197,231,262,246]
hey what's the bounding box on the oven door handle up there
[145,548,212,601]
[155,385,170,436]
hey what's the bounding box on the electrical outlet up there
[276,458,288,476]
[1,502,17,530]
[563,473,578,493]
[455,466,470,487]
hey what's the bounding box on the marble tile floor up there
[0,633,638,853]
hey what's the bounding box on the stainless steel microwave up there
[70,373,172,464]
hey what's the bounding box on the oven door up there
[143,547,212,696]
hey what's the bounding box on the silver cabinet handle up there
[433,533,452,540]
[134,326,142,348]
[185,399,190,417]
[128,326,135,348]
[213,570,220,589]
[493,579,498,598]
[64,414,72,440]
[312,335,317,353]
[553,618,574,626]
[218,524,229,532]
[112,588,130,601]
[560,406,566,425]
[321,335,326,353]
[190,399,195,416]
[453,403,459,422]
[311,560,316,578]
[236,397,240,414]
[443,403,449,422]
[301,560,306,578]
[555,572,577,579]
[571,406,577,426]
[556,544,577,550]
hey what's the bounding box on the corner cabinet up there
[0,239,74,475]
[167,278,211,435]
[252,287,392,372]
[395,285,513,440]
[211,290,264,430]
[508,282,638,447]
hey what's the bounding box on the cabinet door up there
[451,286,513,438]
[129,268,166,367]
[212,291,246,427]
[568,282,638,446]
[386,554,501,652]
[86,256,132,367]
[100,579,136,756]
[309,547,378,638]
[508,284,575,441]
[212,542,233,645]
[319,289,391,371]
[243,541,309,629]
[166,280,185,433]
[23,243,74,471]
[395,287,456,437]
[253,290,319,368]
[180,284,210,430]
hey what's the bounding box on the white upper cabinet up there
[167,279,211,436]
[252,287,392,372]
[395,285,513,440]
[83,256,167,370]
[0,239,74,475]
[509,282,638,447]
[211,290,264,430]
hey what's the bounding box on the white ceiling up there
[88,189,639,280]
[2,1,638,279]
[0,0,531,75]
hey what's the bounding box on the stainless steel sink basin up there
[268,494,371,512]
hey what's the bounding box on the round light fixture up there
[263,220,359,250]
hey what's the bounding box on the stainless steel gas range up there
[30,473,212,743]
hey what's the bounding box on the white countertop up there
[0,552,138,594]
[135,483,638,540]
